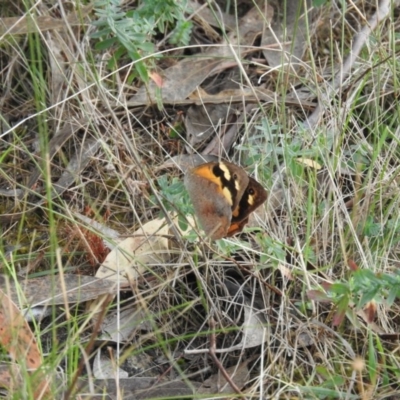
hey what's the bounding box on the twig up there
[208,318,243,395]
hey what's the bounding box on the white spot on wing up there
[219,163,231,181]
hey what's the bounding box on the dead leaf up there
[198,359,252,394]
[99,307,151,343]
[96,216,192,282]
[0,289,51,399]
[1,274,117,308]
[90,216,191,327]
[185,103,233,146]
[80,377,199,399]
[239,304,268,349]
[52,138,101,197]
[297,331,314,348]
[363,301,377,323]
[130,57,221,105]
[188,0,236,32]
[296,157,322,170]
[129,4,273,106]
[92,350,129,379]
[0,5,92,35]
[96,218,171,283]
[262,0,313,70]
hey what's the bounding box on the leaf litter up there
[0,0,399,399]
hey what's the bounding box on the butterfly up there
[184,161,267,240]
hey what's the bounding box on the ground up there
[0,0,400,399]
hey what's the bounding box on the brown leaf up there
[129,4,273,105]
[0,289,51,398]
[364,301,377,323]
[185,103,232,146]
[198,359,252,394]
[1,275,117,308]
[0,5,92,35]
[348,259,359,271]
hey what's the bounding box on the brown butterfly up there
[184,161,267,240]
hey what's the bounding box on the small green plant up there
[92,0,193,82]
[308,261,400,326]
[153,175,194,235]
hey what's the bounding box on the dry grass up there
[1,0,400,399]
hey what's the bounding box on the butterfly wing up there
[184,166,231,239]
[184,162,249,240]
[227,177,267,237]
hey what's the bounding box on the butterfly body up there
[184,161,267,240]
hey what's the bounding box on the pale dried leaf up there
[96,215,192,283]
[1,275,117,308]
[96,218,171,283]
[92,350,129,379]
[240,304,268,349]
[296,157,322,170]
[278,264,294,281]
[99,308,151,343]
